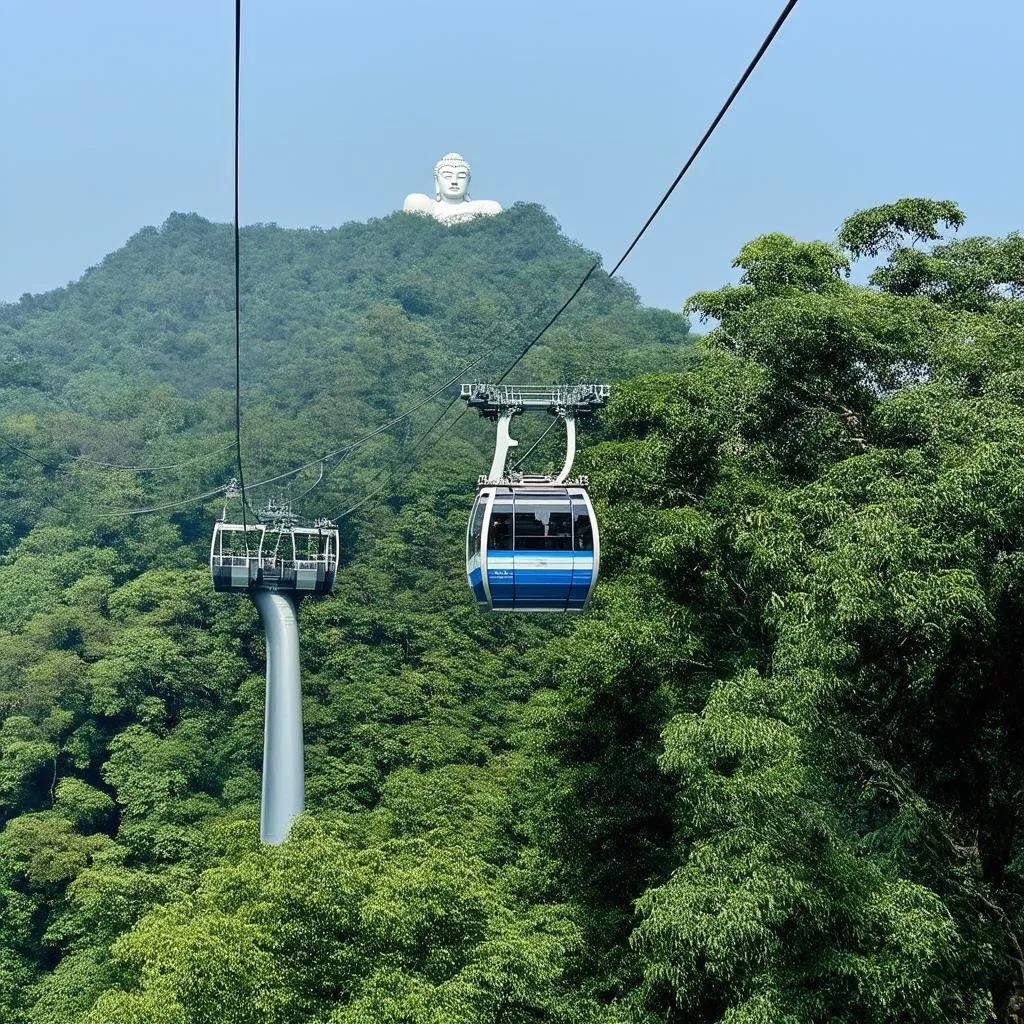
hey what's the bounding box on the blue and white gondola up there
[466,485,599,613]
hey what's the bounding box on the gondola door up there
[466,493,489,609]
[568,491,598,611]
[484,493,515,609]
[512,491,574,612]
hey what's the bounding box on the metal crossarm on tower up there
[255,499,301,528]
[460,383,610,419]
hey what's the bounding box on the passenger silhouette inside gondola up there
[515,512,545,548]
[574,509,594,550]
[488,513,512,550]
[547,511,572,551]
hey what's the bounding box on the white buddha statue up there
[403,153,502,224]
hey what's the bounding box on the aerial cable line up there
[327,406,460,521]
[10,1,798,528]
[14,2,251,523]
[6,3,248,518]
[232,0,249,533]
[494,264,600,385]
[33,365,466,522]
[348,408,556,520]
[290,458,329,504]
[332,0,800,514]
[89,484,231,519]
[36,481,231,521]
[220,229,573,500]
[57,265,532,517]
[0,432,237,474]
[496,0,801,383]
[5,436,237,521]
[243,353,490,494]
[330,402,469,522]
[322,281,599,518]
[332,393,470,520]
[95,0,800,523]
[289,446,360,514]
[62,440,239,473]
[326,256,598,518]
[343,400,558,523]
[237,288,565,499]
[275,290,575,505]
[607,0,799,277]
[331,473,391,521]
[509,416,559,472]
[0,434,60,470]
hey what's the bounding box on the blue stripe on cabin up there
[475,550,597,612]
[468,566,488,606]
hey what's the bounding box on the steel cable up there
[233,0,249,534]
[23,0,799,524]
[497,0,800,382]
[0,433,237,473]
[332,0,800,516]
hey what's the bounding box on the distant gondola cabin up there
[210,520,339,596]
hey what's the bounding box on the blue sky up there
[1,0,1021,313]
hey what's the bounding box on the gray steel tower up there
[210,500,339,844]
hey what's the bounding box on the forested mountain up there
[0,204,692,1023]
[2,198,1024,1023]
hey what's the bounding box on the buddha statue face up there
[434,153,471,202]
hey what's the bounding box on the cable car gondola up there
[210,498,339,597]
[461,383,609,613]
[208,495,339,845]
[467,483,598,612]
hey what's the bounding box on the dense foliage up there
[2,198,1024,1023]
[0,205,690,1023]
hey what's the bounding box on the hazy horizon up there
[3,0,1022,312]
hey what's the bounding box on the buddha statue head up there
[434,152,471,203]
